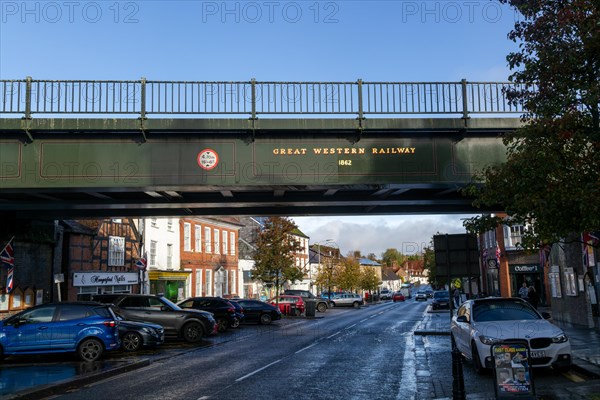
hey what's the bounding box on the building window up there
[195,270,203,296]
[225,269,229,294]
[195,225,202,252]
[151,218,158,227]
[167,244,173,268]
[206,269,212,296]
[108,236,125,266]
[230,232,235,255]
[204,227,212,253]
[222,231,228,255]
[184,223,191,252]
[504,225,526,249]
[167,218,173,231]
[231,269,236,296]
[214,229,220,254]
[149,240,157,267]
[112,218,122,223]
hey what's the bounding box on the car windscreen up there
[158,296,182,310]
[472,301,541,322]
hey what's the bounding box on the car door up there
[51,304,92,350]
[4,305,57,352]
[451,303,471,356]
[237,300,259,322]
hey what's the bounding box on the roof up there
[358,257,381,266]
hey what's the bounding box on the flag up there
[6,267,14,292]
[135,255,147,271]
[495,242,501,266]
[0,238,14,268]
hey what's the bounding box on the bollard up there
[451,336,466,400]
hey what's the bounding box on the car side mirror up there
[456,315,469,323]
[541,311,552,320]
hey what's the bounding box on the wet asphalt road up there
[2,301,585,400]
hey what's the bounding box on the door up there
[5,305,57,352]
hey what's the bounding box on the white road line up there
[359,318,369,322]
[345,323,357,330]
[235,359,282,382]
[327,331,341,339]
[295,343,318,354]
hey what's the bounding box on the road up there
[9,301,577,400]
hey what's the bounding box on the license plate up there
[531,350,545,358]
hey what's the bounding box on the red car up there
[269,295,305,316]
[392,292,406,302]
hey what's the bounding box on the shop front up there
[509,264,544,304]
[148,270,190,303]
[73,272,139,301]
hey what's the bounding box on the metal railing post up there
[140,77,147,119]
[251,78,257,120]
[461,79,469,120]
[357,79,364,120]
[25,76,32,119]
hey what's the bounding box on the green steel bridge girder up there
[0,116,518,218]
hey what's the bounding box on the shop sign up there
[509,264,539,274]
[73,272,139,287]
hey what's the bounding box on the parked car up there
[415,291,428,301]
[431,291,450,310]
[392,292,405,302]
[379,289,392,300]
[284,289,329,312]
[113,309,165,352]
[227,299,245,328]
[177,297,237,333]
[235,299,282,325]
[269,295,305,316]
[451,297,571,374]
[0,302,120,362]
[426,289,434,298]
[92,294,218,343]
[329,293,363,308]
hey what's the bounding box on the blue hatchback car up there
[0,302,121,362]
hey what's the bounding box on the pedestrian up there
[453,288,461,308]
[527,286,539,309]
[518,282,529,299]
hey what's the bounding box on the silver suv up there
[329,293,363,308]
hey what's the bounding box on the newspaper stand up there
[491,340,535,400]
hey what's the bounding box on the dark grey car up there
[92,294,217,343]
[283,289,329,312]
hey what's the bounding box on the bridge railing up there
[0,78,525,119]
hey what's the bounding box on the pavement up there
[5,304,600,400]
[415,305,600,400]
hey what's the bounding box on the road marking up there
[327,331,341,339]
[235,359,282,382]
[359,318,369,322]
[563,371,585,382]
[345,323,357,330]
[295,343,318,354]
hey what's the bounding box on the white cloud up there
[293,214,478,258]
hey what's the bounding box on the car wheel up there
[471,342,485,375]
[78,338,103,362]
[182,322,204,343]
[122,331,143,352]
[317,303,327,313]
[260,313,273,325]
[217,318,229,333]
[230,317,241,329]
[352,301,360,308]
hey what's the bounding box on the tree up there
[360,267,381,294]
[381,248,406,268]
[464,0,600,249]
[252,217,305,299]
[422,244,437,287]
[335,257,362,292]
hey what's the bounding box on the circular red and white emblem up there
[197,148,219,170]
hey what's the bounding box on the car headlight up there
[552,333,568,343]
[479,335,501,345]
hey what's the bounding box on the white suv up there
[379,289,392,300]
[329,293,364,308]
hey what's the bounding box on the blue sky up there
[1,0,520,256]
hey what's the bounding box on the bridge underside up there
[0,117,515,219]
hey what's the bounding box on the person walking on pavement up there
[518,282,529,299]
[453,288,461,308]
[527,286,539,309]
